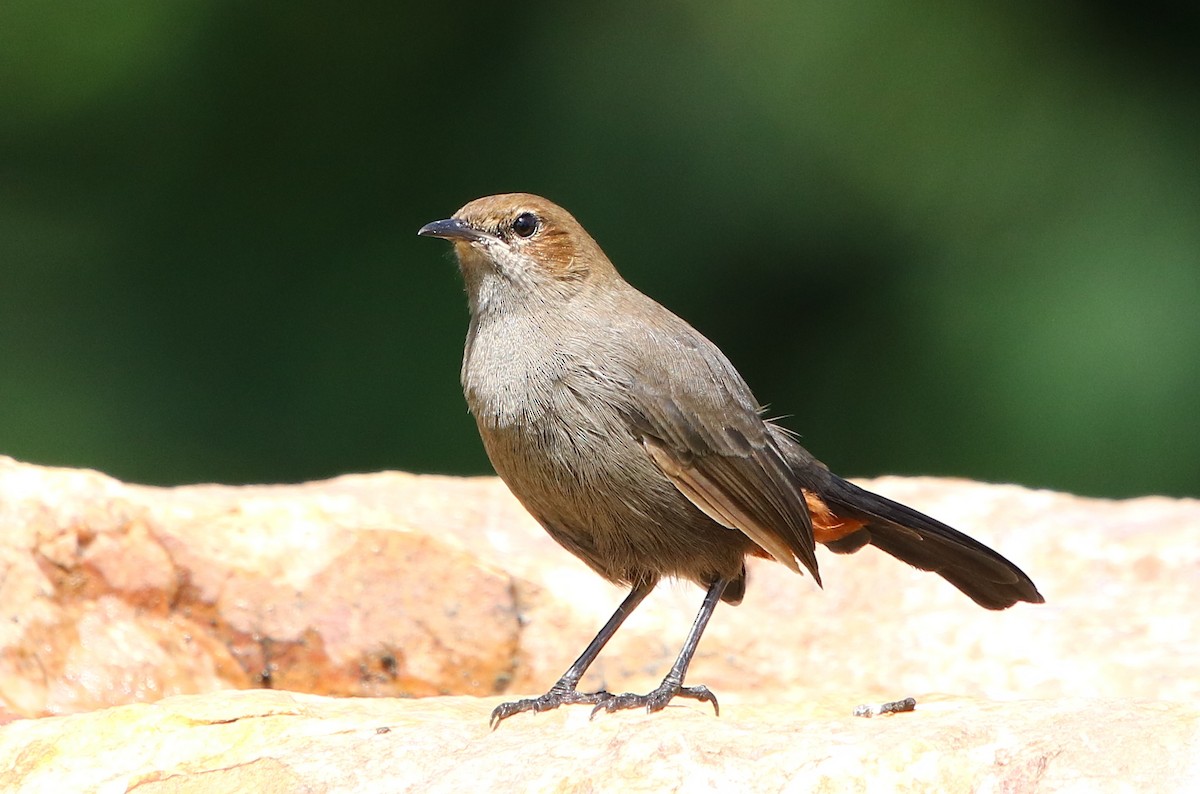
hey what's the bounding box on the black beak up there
[417,217,492,243]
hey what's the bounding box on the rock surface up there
[0,457,520,716]
[1,455,1198,790]
[1,690,1197,793]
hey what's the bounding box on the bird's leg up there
[489,579,655,728]
[591,576,730,717]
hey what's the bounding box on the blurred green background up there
[2,2,1197,498]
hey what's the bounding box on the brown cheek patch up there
[536,231,585,280]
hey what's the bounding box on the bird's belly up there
[476,411,752,587]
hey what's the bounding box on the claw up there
[589,682,720,719]
[489,687,613,729]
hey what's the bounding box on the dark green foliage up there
[1,1,1196,496]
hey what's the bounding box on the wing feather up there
[628,380,820,583]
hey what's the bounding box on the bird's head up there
[418,193,617,314]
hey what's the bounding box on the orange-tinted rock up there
[2,456,1199,721]
[3,456,1199,790]
[0,458,519,716]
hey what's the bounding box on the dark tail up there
[820,475,1044,609]
[770,428,1044,610]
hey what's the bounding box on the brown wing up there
[642,434,819,581]
[622,332,820,584]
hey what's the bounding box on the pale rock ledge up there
[1,456,1197,791]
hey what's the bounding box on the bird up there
[417,193,1043,727]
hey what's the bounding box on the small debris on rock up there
[853,697,916,718]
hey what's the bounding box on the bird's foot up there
[489,685,613,728]
[590,678,720,718]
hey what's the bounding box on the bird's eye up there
[511,212,539,238]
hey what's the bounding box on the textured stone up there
[3,457,1200,718]
[1,690,1197,793]
[2,456,1199,790]
[0,458,519,716]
